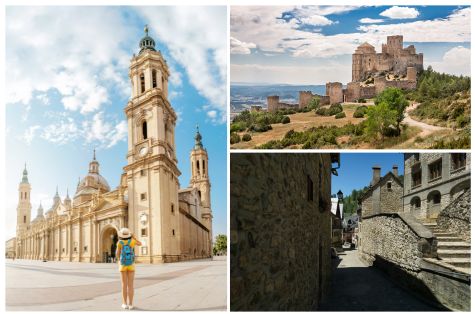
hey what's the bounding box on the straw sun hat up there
[118,227,132,239]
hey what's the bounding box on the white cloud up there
[231,6,470,61]
[22,125,41,145]
[231,62,349,85]
[301,15,333,26]
[82,112,128,148]
[137,6,227,124]
[230,37,256,55]
[6,7,132,114]
[380,6,420,19]
[428,46,471,76]
[359,18,385,24]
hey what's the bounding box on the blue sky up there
[231,5,471,84]
[332,153,404,197]
[5,6,227,240]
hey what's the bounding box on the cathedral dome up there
[74,150,110,200]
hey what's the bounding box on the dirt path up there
[396,103,451,148]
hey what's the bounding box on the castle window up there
[171,203,174,213]
[152,70,157,88]
[196,160,200,174]
[428,159,442,181]
[202,160,205,174]
[24,216,26,223]
[451,153,466,171]
[140,73,145,93]
[172,229,175,236]
[140,193,147,201]
[140,169,146,176]
[142,121,148,140]
[84,246,88,252]
[141,228,147,237]
[387,182,392,191]
[74,247,77,252]
[198,190,202,200]
[307,175,314,202]
[62,248,65,253]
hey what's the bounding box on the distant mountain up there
[231,84,326,113]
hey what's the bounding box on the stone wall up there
[379,176,403,214]
[325,82,343,104]
[230,153,333,311]
[437,188,471,242]
[374,76,417,94]
[299,91,313,108]
[359,213,437,272]
[267,95,279,113]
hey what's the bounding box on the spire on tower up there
[139,24,156,54]
[93,148,96,161]
[21,163,29,183]
[194,124,203,149]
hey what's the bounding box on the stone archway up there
[100,225,119,263]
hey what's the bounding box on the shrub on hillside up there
[335,112,346,119]
[281,116,290,124]
[242,133,252,141]
[230,132,241,144]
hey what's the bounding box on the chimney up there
[392,165,399,177]
[372,166,381,186]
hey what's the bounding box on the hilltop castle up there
[12,26,213,263]
[268,35,423,112]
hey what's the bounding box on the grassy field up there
[231,103,369,149]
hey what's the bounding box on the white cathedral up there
[13,26,213,263]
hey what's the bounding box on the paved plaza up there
[6,257,227,311]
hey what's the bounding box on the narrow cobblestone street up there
[319,249,443,311]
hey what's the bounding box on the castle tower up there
[124,25,181,263]
[386,35,403,56]
[17,164,32,234]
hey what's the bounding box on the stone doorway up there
[101,226,118,263]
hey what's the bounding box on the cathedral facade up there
[14,27,213,263]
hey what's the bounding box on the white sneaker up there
[121,304,128,310]
[128,305,134,310]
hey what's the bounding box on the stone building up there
[359,165,403,217]
[6,238,16,258]
[330,197,343,247]
[403,153,470,222]
[12,26,213,264]
[231,153,339,311]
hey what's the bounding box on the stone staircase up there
[422,222,470,273]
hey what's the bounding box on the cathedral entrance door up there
[101,226,118,263]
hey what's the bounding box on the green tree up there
[365,102,398,140]
[308,96,320,110]
[213,234,227,255]
[375,87,409,134]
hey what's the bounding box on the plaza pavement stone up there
[6,257,227,311]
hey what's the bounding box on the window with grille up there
[451,153,466,171]
[429,159,442,181]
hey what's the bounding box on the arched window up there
[142,121,148,140]
[202,160,205,174]
[140,73,145,93]
[196,160,200,174]
[410,196,421,210]
[152,70,157,88]
[428,190,441,205]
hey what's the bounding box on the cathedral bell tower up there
[190,126,213,253]
[124,25,181,263]
[17,164,32,234]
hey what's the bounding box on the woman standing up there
[116,227,142,310]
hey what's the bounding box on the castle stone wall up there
[326,82,343,104]
[299,91,313,109]
[267,96,280,113]
[230,153,333,311]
